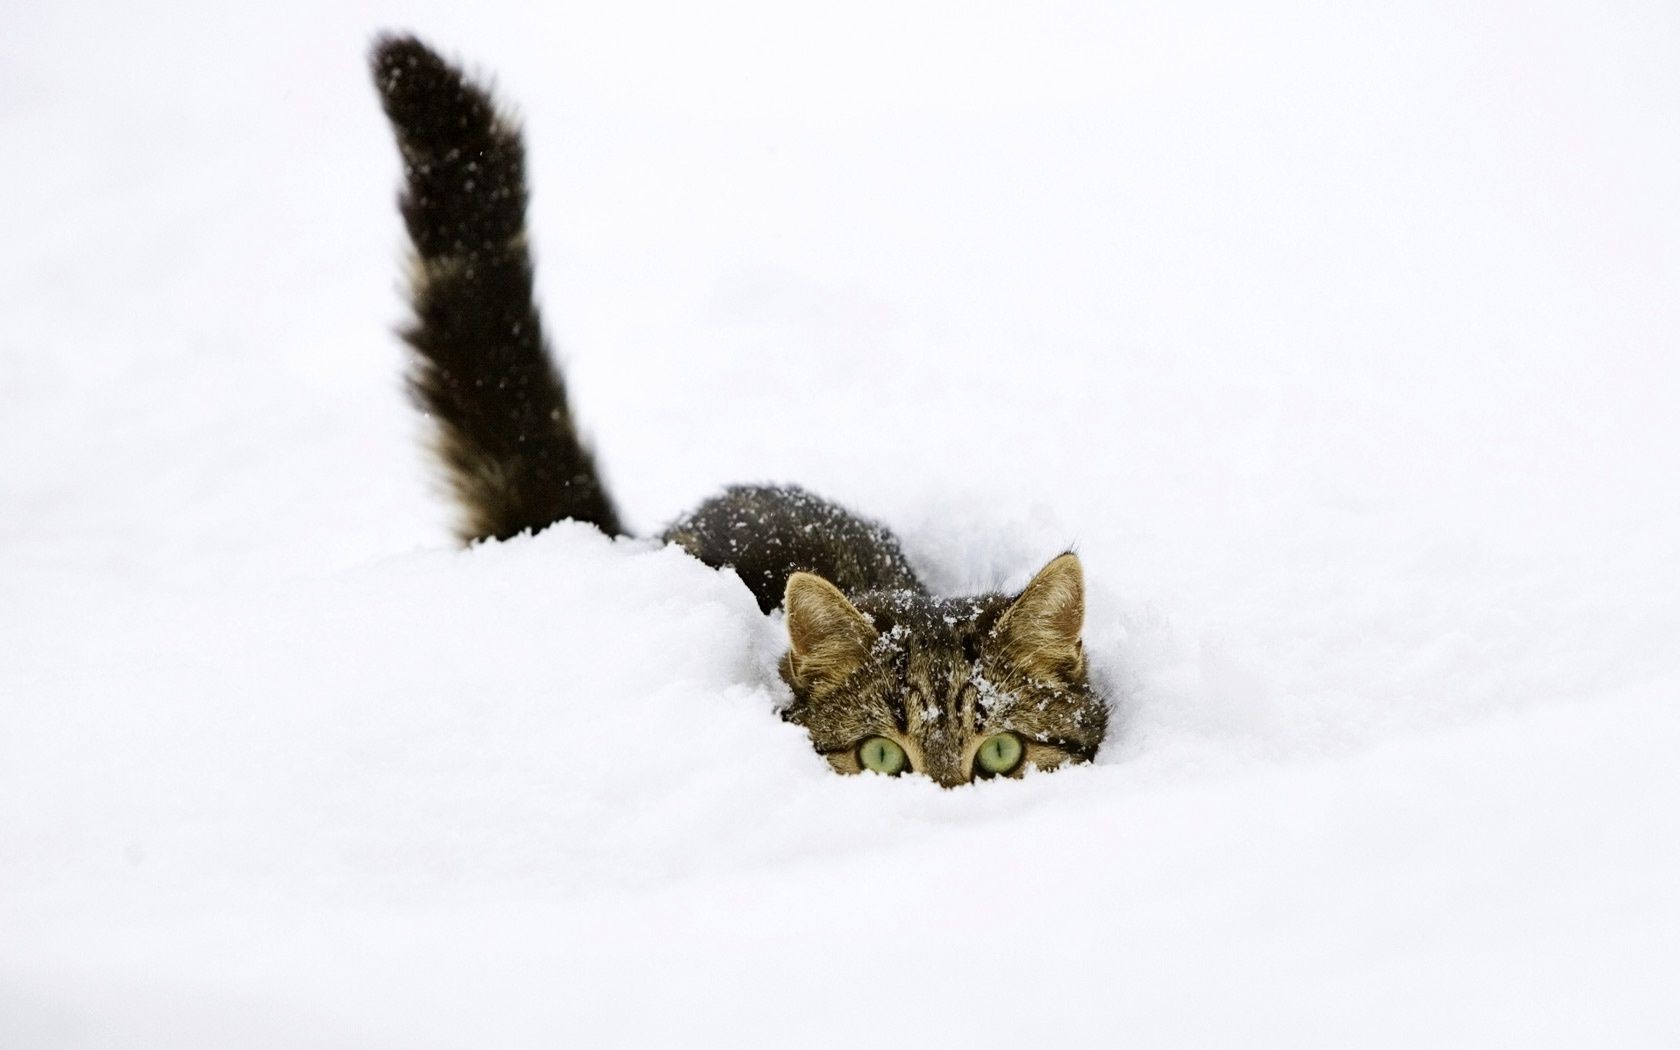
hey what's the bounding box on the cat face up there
[779,554,1107,787]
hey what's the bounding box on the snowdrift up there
[3,1,1677,1045]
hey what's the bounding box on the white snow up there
[3,1,1679,1045]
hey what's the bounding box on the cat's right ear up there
[783,573,878,688]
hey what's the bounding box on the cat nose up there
[924,760,971,789]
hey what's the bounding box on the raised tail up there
[370,34,623,542]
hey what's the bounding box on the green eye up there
[857,736,908,775]
[975,732,1025,776]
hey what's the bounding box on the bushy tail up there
[370,34,623,542]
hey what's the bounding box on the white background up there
[3,1,1677,1045]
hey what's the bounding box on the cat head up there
[778,553,1107,786]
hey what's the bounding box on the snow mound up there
[3,1,1678,1045]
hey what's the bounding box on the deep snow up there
[3,1,1678,1046]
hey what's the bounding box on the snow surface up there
[4,1,1679,1045]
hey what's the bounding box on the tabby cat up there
[369,34,1109,786]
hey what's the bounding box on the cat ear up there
[994,553,1086,680]
[783,573,879,687]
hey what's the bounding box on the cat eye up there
[857,736,908,775]
[974,732,1025,776]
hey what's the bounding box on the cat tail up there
[370,34,625,542]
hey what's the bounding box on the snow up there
[3,1,1679,1045]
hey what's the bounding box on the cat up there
[369,34,1109,786]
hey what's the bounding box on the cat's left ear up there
[994,552,1086,680]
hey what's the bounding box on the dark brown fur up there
[372,36,621,541]
[371,35,1108,785]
